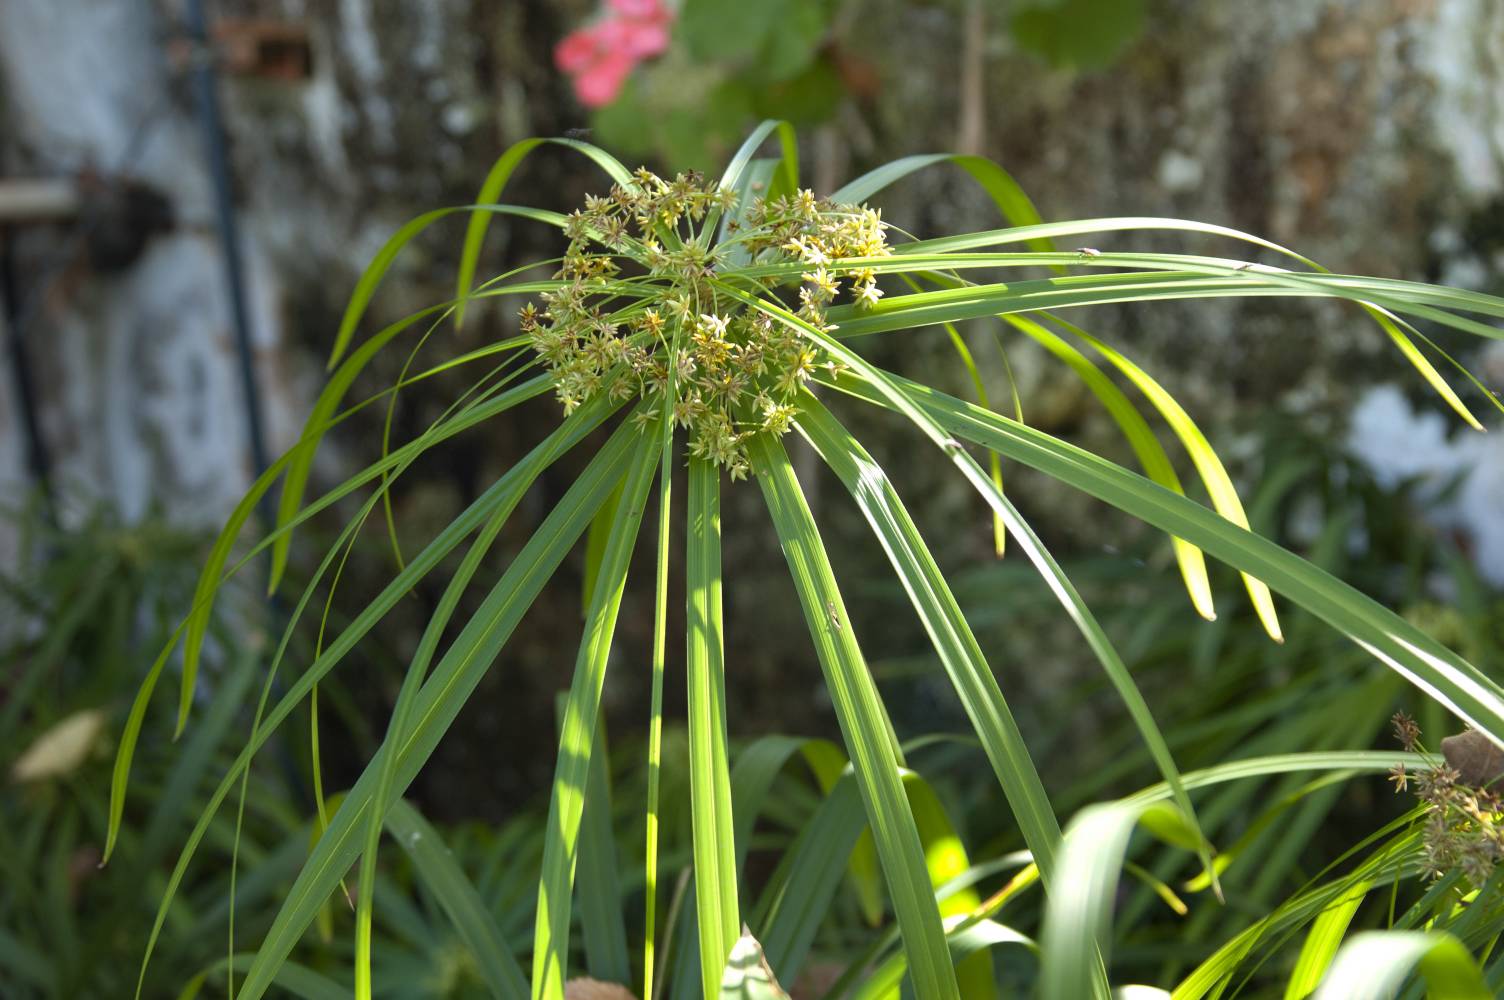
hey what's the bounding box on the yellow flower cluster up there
[519,169,890,478]
[742,189,889,317]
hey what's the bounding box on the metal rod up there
[181,0,309,815]
[184,0,272,496]
[0,228,57,521]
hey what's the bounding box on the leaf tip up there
[1246,579,1283,644]
[266,553,287,596]
[1200,849,1226,905]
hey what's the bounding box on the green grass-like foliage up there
[109,121,1504,999]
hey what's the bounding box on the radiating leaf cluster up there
[104,120,1504,1000]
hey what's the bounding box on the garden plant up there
[108,121,1504,999]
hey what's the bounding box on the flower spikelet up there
[519,172,891,474]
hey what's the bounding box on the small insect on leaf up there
[827,601,842,631]
[1075,247,1102,258]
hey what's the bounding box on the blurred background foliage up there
[3,0,1504,996]
[4,402,1499,996]
[590,0,1149,172]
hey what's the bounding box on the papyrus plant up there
[107,121,1504,999]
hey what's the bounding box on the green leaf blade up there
[793,396,1063,884]
[748,433,960,1000]
[686,458,742,999]
[532,428,661,1000]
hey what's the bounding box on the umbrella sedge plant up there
[104,120,1504,999]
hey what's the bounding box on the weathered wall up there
[0,0,311,541]
[839,0,1504,565]
[2,0,1501,812]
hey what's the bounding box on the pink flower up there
[573,50,637,107]
[608,0,669,21]
[555,0,675,108]
[554,26,604,75]
[603,16,669,60]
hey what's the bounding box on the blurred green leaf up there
[1011,0,1148,71]
[751,57,845,127]
[1136,801,1207,855]
[678,0,827,82]
[1314,931,1490,999]
[1285,879,1371,1000]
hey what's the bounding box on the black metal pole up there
[180,1,311,809]
[0,229,56,523]
[183,0,272,497]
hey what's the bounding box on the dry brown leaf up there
[11,709,107,782]
[563,978,637,1000]
[1441,729,1504,788]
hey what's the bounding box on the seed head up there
[518,170,891,474]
